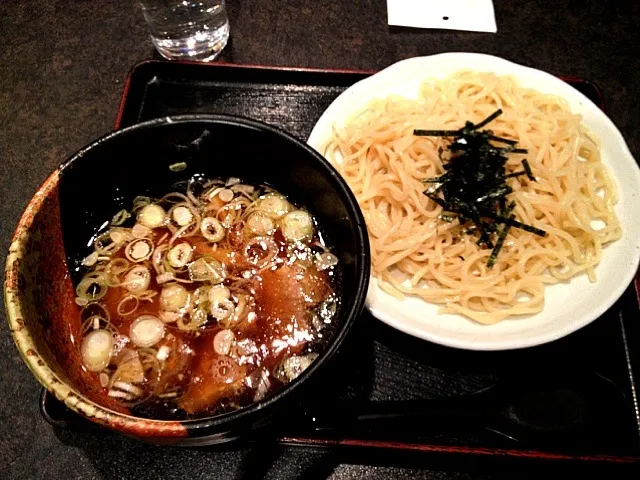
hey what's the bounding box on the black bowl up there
[28,114,369,445]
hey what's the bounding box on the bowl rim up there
[5,113,370,438]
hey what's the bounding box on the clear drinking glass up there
[139,0,230,62]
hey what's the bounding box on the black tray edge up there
[113,59,376,130]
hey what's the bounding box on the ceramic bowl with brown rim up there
[4,114,370,445]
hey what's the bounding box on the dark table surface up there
[1,1,639,478]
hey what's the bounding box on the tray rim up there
[113,59,379,130]
[43,58,639,464]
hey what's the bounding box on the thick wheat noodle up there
[321,71,622,324]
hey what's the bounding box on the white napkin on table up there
[387,0,497,33]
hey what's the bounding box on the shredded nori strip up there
[488,215,515,268]
[474,109,504,129]
[414,109,547,268]
[522,159,535,181]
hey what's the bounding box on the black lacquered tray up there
[42,60,640,466]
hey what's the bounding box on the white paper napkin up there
[387,0,497,33]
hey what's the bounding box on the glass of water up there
[139,0,230,62]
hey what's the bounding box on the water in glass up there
[140,0,230,62]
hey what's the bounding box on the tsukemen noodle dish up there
[72,176,341,419]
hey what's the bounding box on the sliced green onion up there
[315,252,338,270]
[131,223,152,239]
[137,204,166,229]
[156,272,175,284]
[81,329,113,372]
[123,266,151,293]
[200,217,226,242]
[167,242,193,268]
[82,251,99,267]
[109,229,130,245]
[244,212,275,237]
[116,295,139,316]
[125,238,154,262]
[208,285,231,304]
[273,353,319,384]
[219,293,249,329]
[132,196,152,211]
[159,283,190,312]
[110,355,145,385]
[208,286,234,320]
[243,236,278,268]
[76,273,108,301]
[257,194,291,219]
[111,209,131,226]
[93,231,122,256]
[169,161,187,172]
[218,189,234,203]
[281,210,314,242]
[177,307,208,331]
[213,329,235,356]
[159,310,180,324]
[129,315,165,348]
[171,205,194,227]
[188,257,225,283]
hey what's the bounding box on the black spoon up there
[302,370,636,451]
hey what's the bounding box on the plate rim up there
[308,52,640,351]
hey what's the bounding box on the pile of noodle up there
[322,71,621,324]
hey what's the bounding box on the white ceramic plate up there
[308,53,640,351]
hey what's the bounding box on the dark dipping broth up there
[74,176,341,420]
